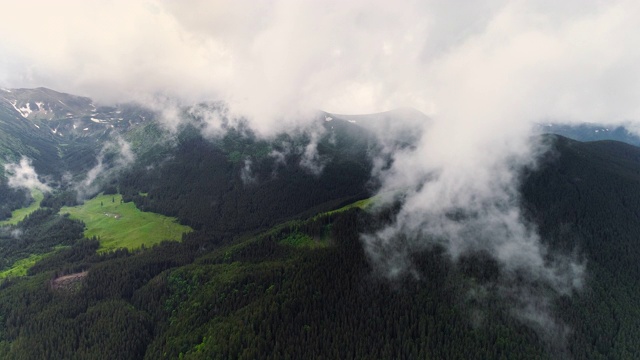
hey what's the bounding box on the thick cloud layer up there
[1,1,639,134]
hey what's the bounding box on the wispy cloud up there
[362,118,584,337]
[3,157,51,192]
[75,136,135,199]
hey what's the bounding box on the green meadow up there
[312,195,376,221]
[0,189,44,226]
[60,194,192,251]
[0,251,57,279]
[279,231,330,249]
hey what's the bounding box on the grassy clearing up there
[279,232,330,249]
[318,190,404,219]
[60,194,192,252]
[314,196,376,220]
[0,252,51,279]
[0,189,44,226]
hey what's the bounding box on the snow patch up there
[9,100,24,117]
[348,120,357,123]
[325,116,333,122]
[83,128,89,131]
[34,124,40,129]
[90,118,103,123]
[17,102,33,118]
[73,124,77,129]
[1,88,10,92]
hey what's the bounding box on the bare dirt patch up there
[50,271,88,292]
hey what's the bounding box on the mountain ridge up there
[0,88,639,358]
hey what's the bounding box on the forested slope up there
[118,120,375,233]
[522,136,640,359]
[0,133,640,359]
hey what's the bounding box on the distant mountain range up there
[535,122,640,146]
[0,87,153,138]
[2,86,637,169]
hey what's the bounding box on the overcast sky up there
[1,0,639,128]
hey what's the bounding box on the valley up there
[1,1,638,358]
[0,189,43,226]
[0,87,639,359]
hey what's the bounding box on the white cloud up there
[1,1,639,132]
[10,228,23,239]
[76,136,135,199]
[239,158,255,185]
[3,157,51,192]
[0,0,636,335]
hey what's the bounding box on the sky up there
[1,0,638,335]
[0,0,639,131]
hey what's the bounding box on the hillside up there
[0,89,640,358]
[0,88,155,191]
[521,136,640,358]
[118,120,375,233]
[0,87,154,140]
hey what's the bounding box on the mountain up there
[329,107,430,146]
[0,89,60,169]
[0,87,156,186]
[0,88,639,359]
[1,87,94,121]
[535,122,640,146]
[118,118,375,233]
[0,87,153,140]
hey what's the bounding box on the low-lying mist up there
[361,114,584,338]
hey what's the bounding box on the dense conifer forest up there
[0,126,639,358]
[118,122,374,233]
